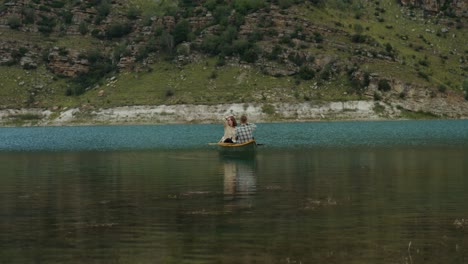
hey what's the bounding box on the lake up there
[1,120,467,263]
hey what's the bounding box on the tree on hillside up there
[173,20,191,45]
[463,78,468,100]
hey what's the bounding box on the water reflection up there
[1,143,468,263]
[221,156,256,208]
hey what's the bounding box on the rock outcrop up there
[1,97,466,127]
[400,0,467,17]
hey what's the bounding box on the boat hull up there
[217,140,257,154]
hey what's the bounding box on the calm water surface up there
[1,120,467,263]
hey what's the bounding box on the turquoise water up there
[1,120,467,151]
[1,120,467,263]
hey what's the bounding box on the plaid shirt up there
[235,123,256,143]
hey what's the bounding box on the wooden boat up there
[210,140,257,157]
[216,140,257,151]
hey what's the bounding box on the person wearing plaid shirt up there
[235,115,256,143]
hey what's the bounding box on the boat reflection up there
[221,156,256,208]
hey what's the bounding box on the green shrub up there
[351,34,366,43]
[417,71,429,81]
[363,72,370,87]
[19,47,29,56]
[438,84,447,93]
[209,71,218,79]
[106,23,132,39]
[135,46,149,62]
[159,31,175,53]
[348,70,369,95]
[172,20,191,45]
[241,46,259,63]
[127,6,141,20]
[278,0,294,9]
[201,35,221,55]
[313,32,323,43]
[463,78,468,100]
[212,5,231,24]
[7,16,22,30]
[280,35,292,45]
[373,102,385,112]
[79,22,88,35]
[267,45,282,61]
[61,10,73,24]
[319,64,333,81]
[231,39,249,55]
[48,0,65,8]
[10,114,42,121]
[96,0,111,17]
[233,0,266,15]
[248,30,264,42]
[11,47,28,62]
[378,79,391,92]
[288,53,305,66]
[418,59,429,67]
[354,24,364,34]
[373,91,382,101]
[262,104,276,115]
[68,50,115,95]
[37,15,56,34]
[165,89,175,97]
[298,66,315,80]
[385,43,393,53]
[176,43,190,56]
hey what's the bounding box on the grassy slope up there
[300,1,466,87]
[0,1,466,110]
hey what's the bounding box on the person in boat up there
[219,115,237,143]
[235,115,256,144]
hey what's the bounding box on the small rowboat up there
[216,140,257,151]
[209,140,257,156]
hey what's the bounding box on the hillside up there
[0,0,467,125]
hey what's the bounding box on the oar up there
[209,142,265,146]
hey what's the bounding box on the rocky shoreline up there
[1,99,467,127]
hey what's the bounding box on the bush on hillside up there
[173,20,191,45]
[37,15,56,34]
[68,50,115,96]
[266,45,282,61]
[351,34,366,43]
[201,35,222,55]
[211,5,231,25]
[438,84,446,93]
[319,64,333,81]
[79,22,88,35]
[7,16,22,30]
[233,0,266,15]
[106,23,132,39]
[278,0,294,9]
[463,78,468,100]
[61,10,73,24]
[127,6,141,20]
[313,32,323,43]
[298,66,315,80]
[288,53,306,66]
[241,46,259,63]
[348,70,370,95]
[96,0,111,17]
[378,79,391,92]
[21,8,35,24]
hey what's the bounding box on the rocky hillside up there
[400,0,467,17]
[0,0,467,123]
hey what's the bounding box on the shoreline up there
[0,100,467,127]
